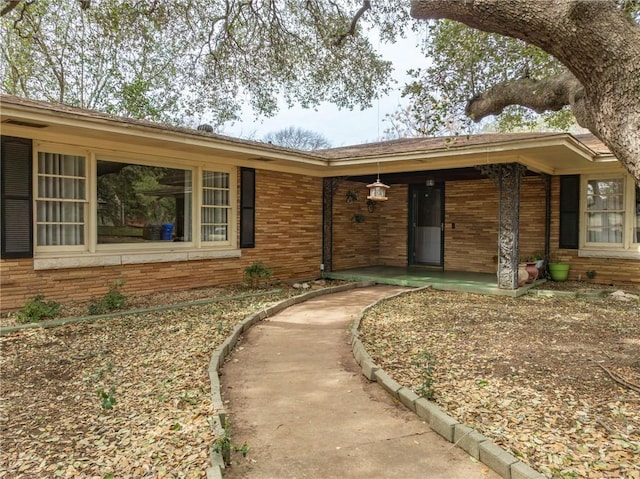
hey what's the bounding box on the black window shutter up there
[1,136,33,259]
[240,168,255,248]
[559,175,580,249]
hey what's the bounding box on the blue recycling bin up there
[161,223,174,240]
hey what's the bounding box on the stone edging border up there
[349,286,546,479]
[205,281,375,479]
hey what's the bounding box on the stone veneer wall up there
[0,170,323,311]
[549,176,639,285]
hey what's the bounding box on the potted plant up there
[548,256,571,281]
[531,251,545,270]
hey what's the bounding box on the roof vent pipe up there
[197,124,214,133]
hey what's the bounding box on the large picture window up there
[97,161,192,244]
[36,152,87,247]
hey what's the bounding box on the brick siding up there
[550,176,639,285]
[0,170,323,311]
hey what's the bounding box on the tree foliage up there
[386,20,576,138]
[263,127,331,150]
[0,0,408,125]
[2,0,639,182]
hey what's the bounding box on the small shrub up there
[243,261,272,288]
[586,269,597,279]
[16,294,61,324]
[88,280,127,315]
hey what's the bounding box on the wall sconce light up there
[425,178,435,187]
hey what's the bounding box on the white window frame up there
[32,142,239,268]
[579,172,640,259]
[34,146,89,254]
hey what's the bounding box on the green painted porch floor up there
[324,266,543,297]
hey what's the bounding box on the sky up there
[221,32,430,148]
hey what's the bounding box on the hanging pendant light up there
[367,161,389,201]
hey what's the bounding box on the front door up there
[409,184,444,266]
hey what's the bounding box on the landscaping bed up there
[0,285,312,478]
[359,285,640,479]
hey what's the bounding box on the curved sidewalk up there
[221,285,499,478]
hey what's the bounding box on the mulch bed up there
[359,283,640,479]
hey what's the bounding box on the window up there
[581,174,639,255]
[201,171,230,243]
[36,152,87,247]
[32,144,237,262]
[586,178,624,244]
[97,161,192,244]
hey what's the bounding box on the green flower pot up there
[548,262,570,282]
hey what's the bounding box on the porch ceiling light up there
[367,177,390,201]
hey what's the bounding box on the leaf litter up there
[359,288,640,479]
[0,287,305,479]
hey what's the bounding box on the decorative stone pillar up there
[477,164,527,289]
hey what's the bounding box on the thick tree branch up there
[1,1,21,16]
[466,71,583,121]
[334,0,371,46]
[411,0,640,184]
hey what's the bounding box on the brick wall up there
[0,170,323,311]
[444,176,546,273]
[444,178,498,272]
[550,176,639,285]
[331,180,381,270]
[379,184,408,266]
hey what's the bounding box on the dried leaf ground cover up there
[359,288,640,479]
[0,288,302,479]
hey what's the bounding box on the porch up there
[323,266,544,297]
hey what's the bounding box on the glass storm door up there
[410,184,444,266]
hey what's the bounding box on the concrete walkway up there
[221,285,499,478]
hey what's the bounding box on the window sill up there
[578,248,640,260]
[33,248,242,270]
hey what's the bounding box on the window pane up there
[37,223,84,246]
[38,153,85,177]
[201,225,228,242]
[587,212,623,244]
[97,161,192,244]
[38,176,86,199]
[203,171,229,189]
[37,201,84,222]
[587,179,624,211]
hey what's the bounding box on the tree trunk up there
[411,0,640,184]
